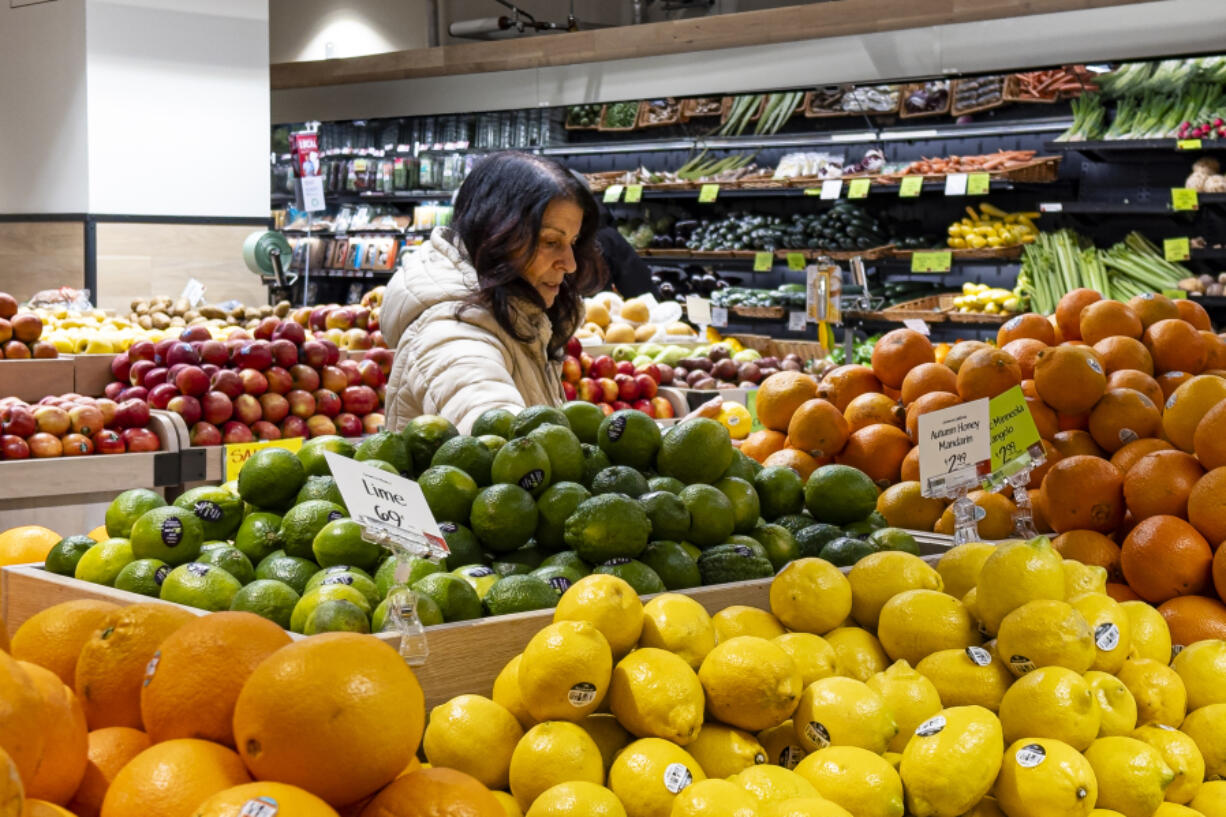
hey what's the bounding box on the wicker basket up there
[563,106,602,130]
[598,102,645,132]
[679,98,723,121]
[1003,74,1059,104]
[949,309,1011,325]
[878,294,954,323]
[731,305,787,319]
[1002,156,1062,183]
[950,77,1007,117]
[584,171,629,192]
[769,339,828,360]
[637,98,681,129]
[898,82,952,119]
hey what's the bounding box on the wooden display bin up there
[0,359,75,402]
[69,354,119,397]
[0,411,183,533]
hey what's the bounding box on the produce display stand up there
[67,353,118,397]
[0,359,75,402]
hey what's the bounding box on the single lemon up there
[995,599,1096,677]
[998,666,1101,751]
[578,713,632,776]
[493,654,537,731]
[1117,658,1188,727]
[494,789,524,817]
[1152,803,1209,816]
[1086,670,1139,737]
[1070,592,1132,674]
[669,779,759,817]
[794,746,904,817]
[1182,704,1226,779]
[732,765,819,805]
[607,737,705,817]
[867,660,942,754]
[1172,640,1226,710]
[793,677,896,754]
[758,721,808,770]
[1121,601,1173,665]
[823,627,890,682]
[937,542,996,600]
[685,723,767,779]
[769,558,852,635]
[996,737,1098,817]
[524,781,626,817]
[1064,560,1109,599]
[699,636,802,732]
[765,797,853,817]
[1085,736,1176,817]
[713,605,786,642]
[915,648,1013,712]
[1190,779,1226,817]
[519,620,613,722]
[508,721,605,810]
[1132,724,1206,805]
[608,648,703,745]
[848,552,942,630]
[774,633,840,688]
[877,589,981,666]
[554,574,643,657]
[639,594,715,670]
[900,705,1004,817]
[962,798,1007,816]
[974,536,1065,635]
[422,694,524,790]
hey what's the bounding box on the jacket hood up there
[381,227,478,348]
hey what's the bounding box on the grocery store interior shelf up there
[1044,139,1226,161]
[1038,194,1226,214]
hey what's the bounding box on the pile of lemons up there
[421,537,1226,817]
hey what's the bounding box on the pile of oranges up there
[0,601,502,817]
[740,288,1226,643]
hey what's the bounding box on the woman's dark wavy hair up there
[454,151,606,357]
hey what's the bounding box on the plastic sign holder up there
[918,399,991,544]
[982,386,1045,538]
[324,452,450,666]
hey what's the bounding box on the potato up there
[274,301,291,317]
[130,298,147,312]
[150,312,171,329]
[138,315,154,330]
[259,305,274,317]
[183,310,200,323]
[199,305,226,320]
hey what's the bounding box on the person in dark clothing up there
[570,169,661,298]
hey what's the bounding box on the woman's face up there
[522,198,583,308]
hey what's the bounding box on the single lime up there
[561,401,605,444]
[254,553,320,595]
[721,449,759,482]
[279,500,347,561]
[539,550,592,575]
[113,558,170,597]
[412,572,483,621]
[594,558,666,595]
[754,467,805,521]
[563,494,651,563]
[104,489,166,539]
[230,579,300,629]
[590,465,650,498]
[647,476,686,495]
[597,410,661,471]
[580,443,613,489]
[818,536,880,567]
[527,423,585,484]
[452,564,501,599]
[312,518,384,572]
[639,540,701,590]
[304,600,371,635]
[296,475,347,510]
[469,484,538,553]
[297,435,356,477]
[418,465,479,526]
[491,437,552,496]
[238,448,306,510]
[437,522,486,569]
[44,535,97,577]
[402,415,460,474]
[233,511,284,564]
[535,481,591,551]
[639,491,691,541]
[657,418,733,485]
[512,405,570,438]
[714,476,762,534]
[430,436,494,486]
[868,527,921,555]
[750,523,800,571]
[355,431,412,476]
[678,484,735,547]
[471,407,516,439]
[172,485,244,541]
[303,566,380,608]
[478,435,507,454]
[195,546,255,585]
[484,575,558,616]
[129,507,204,566]
[805,464,879,525]
[795,523,843,558]
[160,562,243,611]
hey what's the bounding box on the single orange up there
[1034,345,1107,415]
[1215,543,1226,602]
[1052,429,1106,460]
[755,371,818,432]
[1040,455,1124,534]
[1188,467,1226,549]
[1200,331,1226,370]
[1178,299,1213,331]
[1122,450,1204,521]
[1195,401,1226,471]
[1079,299,1143,345]
[786,399,850,458]
[1110,438,1174,475]
[1055,288,1103,341]
[1162,374,1226,452]
[899,362,958,405]
[358,768,503,817]
[67,727,151,817]
[1128,292,1181,329]
[18,662,87,805]
[1157,370,1195,402]
[1145,318,1208,374]
[1093,336,1154,375]
[871,328,935,388]
[740,429,787,464]
[817,365,881,412]
[1057,411,1090,431]
[1158,595,1226,646]
[1106,370,1165,411]
[956,348,1022,402]
[1106,583,1142,602]
[904,391,961,441]
[900,446,920,482]
[1026,439,1061,490]
[99,739,250,817]
[836,423,913,487]
[0,651,46,785]
[193,782,340,817]
[1053,530,1123,582]
[10,600,120,688]
[998,312,1056,347]
[1120,514,1213,603]
[0,526,60,567]
[1087,388,1162,453]
[1031,488,1053,534]
[942,340,992,373]
[762,448,823,481]
[934,490,1016,540]
[1001,338,1047,381]
[842,392,904,433]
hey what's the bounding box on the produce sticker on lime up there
[225,438,303,482]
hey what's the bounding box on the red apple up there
[615,360,635,377]
[254,316,281,341]
[597,377,619,404]
[591,355,617,379]
[27,432,62,458]
[67,404,104,437]
[337,359,362,386]
[180,325,211,343]
[370,330,386,348]
[287,389,316,419]
[309,307,330,332]
[221,421,254,444]
[615,374,639,402]
[175,365,209,397]
[635,363,661,382]
[201,363,220,379]
[188,421,221,446]
[251,420,281,441]
[289,364,321,392]
[201,391,234,426]
[110,352,131,383]
[141,367,168,390]
[95,399,117,428]
[129,359,156,387]
[92,428,125,454]
[272,321,306,346]
[60,433,93,456]
[306,415,337,437]
[153,338,176,364]
[325,308,354,331]
[580,351,594,376]
[362,413,385,435]
[238,369,269,396]
[355,359,384,388]
[651,396,675,419]
[341,385,379,415]
[344,328,372,351]
[562,356,582,384]
[320,366,348,394]
[0,435,30,459]
[335,412,363,437]
[612,400,632,412]
[228,329,252,342]
[562,381,576,401]
[233,394,262,426]
[319,339,340,366]
[597,402,614,416]
[210,369,243,399]
[566,336,582,358]
[259,393,290,424]
[634,374,658,400]
[198,340,228,367]
[577,378,601,404]
[264,366,293,395]
[1,405,36,438]
[167,394,202,427]
[117,386,148,404]
[279,416,309,439]
[364,347,394,376]
[122,427,160,452]
[632,399,656,418]
[128,340,156,362]
[104,381,126,400]
[232,341,273,371]
[300,340,328,369]
[290,307,311,327]
[352,307,371,330]
[164,342,199,367]
[269,339,299,370]
[312,389,341,418]
[33,405,70,436]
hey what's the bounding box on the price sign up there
[685,295,712,325]
[710,306,728,328]
[623,184,643,203]
[821,179,843,200]
[1177,139,1204,151]
[911,251,953,273]
[804,188,822,196]
[1164,237,1191,262]
[987,386,1042,472]
[944,173,968,197]
[917,399,991,498]
[224,438,304,482]
[602,185,624,203]
[1039,202,1062,213]
[298,176,326,212]
[698,184,720,203]
[788,311,807,331]
[847,178,871,199]
[902,318,930,336]
[1163,288,1188,300]
[967,173,991,196]
[786,252,807,271]
[753,251,773,272]
[324,453,449,556]
[899,176,923,198]
[1171,188,1199,211]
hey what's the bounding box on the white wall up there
[85,0,270,217]
[0,0,89,214]
[269,0,431,62]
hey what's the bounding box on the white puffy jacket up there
[380,227,565,434]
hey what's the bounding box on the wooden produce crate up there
[0,411,183,533]
[69,354,118,397]
[0,358,75,402]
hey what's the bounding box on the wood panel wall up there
[0,221,85,300]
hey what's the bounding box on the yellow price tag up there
[753,251,773,272]
[899,176,923,198]
[1177,139,1203,151]
[988,386,1042,471]
[624,184,643,203]
[1171,188,1199,211]
[1164,237,1191,262]
[1163,288,1188,300]
[910,251,952,272]
[847,178,871,199]
[698,184,720,203]
[224,437,304,482]
[786,252,806,271]
[967,173,991,195]
[804,188,822,196]
[602,185,623,203]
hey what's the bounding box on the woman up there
[381,151,606,434]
